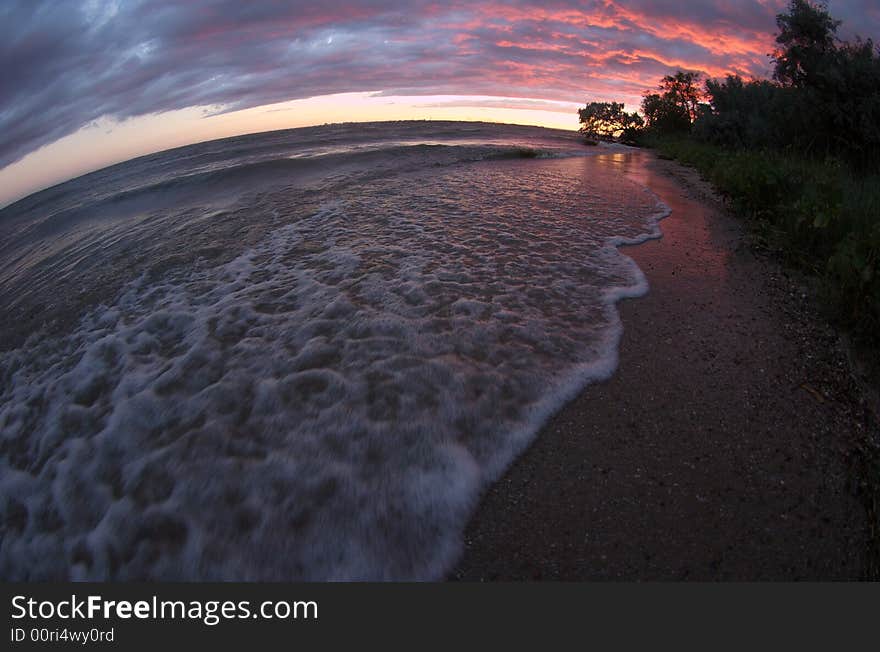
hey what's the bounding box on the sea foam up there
[0,130,668,580]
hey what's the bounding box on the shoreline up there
[451,151,873,580]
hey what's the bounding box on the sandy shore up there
[451,151,873,580]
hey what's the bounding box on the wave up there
[3,142,586,244]
[0,144,667,580]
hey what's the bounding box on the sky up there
[1,0,878,207]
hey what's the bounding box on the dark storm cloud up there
[1,0,877,170]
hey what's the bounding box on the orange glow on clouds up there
[10,1,873,206]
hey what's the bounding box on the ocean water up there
[0,121,668,580]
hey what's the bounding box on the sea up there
[0,121,669,580]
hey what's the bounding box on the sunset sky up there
[1,0,878,207]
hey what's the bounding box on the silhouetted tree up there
[640,71,704,134]
[818,37,880,167]
[772,0,840,88]
[695,75,782,148]
[577,101,643,142]
[771,0,879,165]
[641,92,689,133]
[691,0,879,167]
[658,71,705,122]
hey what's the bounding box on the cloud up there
[1,0,877,170]
[413,96,580,114]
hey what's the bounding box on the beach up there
[0,124,680,580]
[452,152,873,580]
[1,124,874,580]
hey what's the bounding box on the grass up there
[645,135,880,342]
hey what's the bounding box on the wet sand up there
[451,151,871,580]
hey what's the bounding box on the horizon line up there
[0,117,582,212]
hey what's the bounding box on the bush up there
[693,77,781,149]
[694,1,880,168]
[827,176,880,330]
[648,135,880,337]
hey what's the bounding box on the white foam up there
[0,155,668,580]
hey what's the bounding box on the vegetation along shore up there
[571,0,880,575]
